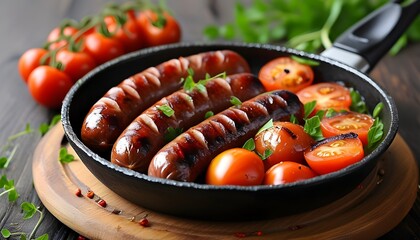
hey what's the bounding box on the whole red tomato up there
[105,14,144,53]
[264,161,317,185]
[47,26,79,50]
[254,121,314,170]
[206,148,264,186]
[136,10,181,47]
[27,66,73,109]
[56,49,97,83]
[83,32,125,65]
[18,48,49,83]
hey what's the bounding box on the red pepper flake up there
[75,188,82,197]
[139,217,149,227]
[86,190,94,199]
[98,199,107,208]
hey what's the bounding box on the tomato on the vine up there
[136,10,181,47]
[83,32,125,65]
[258,57,314,92]
[297,82,351,114]
[206,148,264,186]
[18,48,49,83]
[56,49,97,83]
[263,161,317,185]
[254,122,314,170]
[105,14,144,53]
[321,112,374,146]
[47,26,79,50]
[27,66,73,109]
[304,133,364,175]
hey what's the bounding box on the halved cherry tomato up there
[47,26,79,50]
[297,82,351,114]
[83,32,125,65]
[263,161,317,185]
[136,10,181,47]
[206,148,264,186]
[56,49,97,83]
[258,57,314,92]
[321,112,374,146]
[105,14,144,53]
[304,133,364,175]
[18,48,49,83]
[254,122,314,170]
[27,66,73,109]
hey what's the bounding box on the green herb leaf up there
[0,157,7,169]
[230,96,242,107]
[304,101,317,119]
[182,75,195,92]
[350,88,368,113]
[1,229,11,238]
[257,119,274,135]
[21,202,37,220]
[304,115,323,140]
[291,55,320,66]
[372,102,384,118]
[290,114,298,124]
[242,138,255,151]
[164,127,183,142]
[367,117,384,149]
[35,233,49,240]
[59,147,75,163]
[0,175,6,188]
[261,148,273,160]
[205,111,214,119]
[157,104,175,117]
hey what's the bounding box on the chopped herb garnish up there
[164,127,183,142]
[257,119,274,135]
[304,115,323,140]
[230,96,242,107]
[59,147,75,163]
[261,149,273,160]
[372,102,384,118]
[350,88,368,114]
[39,114,61,135]
[205,111,214,119]
[290,114,298,124]
[303,100,317,119]
[291,55,320,66]
[242,138,255,151]
[367,102,385,149]
[0,175,19,202]
[157,104,175,117]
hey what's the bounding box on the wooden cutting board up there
[32,124,418,239]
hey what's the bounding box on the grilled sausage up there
[111,73,265,172]
[148,90,304,182]
[81,50,251,152]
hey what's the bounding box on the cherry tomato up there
[206,148,264,186]
[321,112,374,146]
[83,32,125,65]
[27,66,73,109]
[254,122,314,170]
[263,161,317,185]
[258,57,314,92]
[56,49,97,83]
[47,26,79,50]
[304,133,364,175]
[18,48,49,83]
[106,14,144,53]
[297,82,352,114]
[136,10,181,47]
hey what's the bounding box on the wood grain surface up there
[0,0,419,239]
[33,124,418,239]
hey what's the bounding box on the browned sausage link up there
[81,50,251,152]
[148,90,304,182]
[111,73,265,172]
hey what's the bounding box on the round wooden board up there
[32,124,419,240]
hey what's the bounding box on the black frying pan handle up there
[321,0,420,73]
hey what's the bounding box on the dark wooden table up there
[0,0,419,239]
